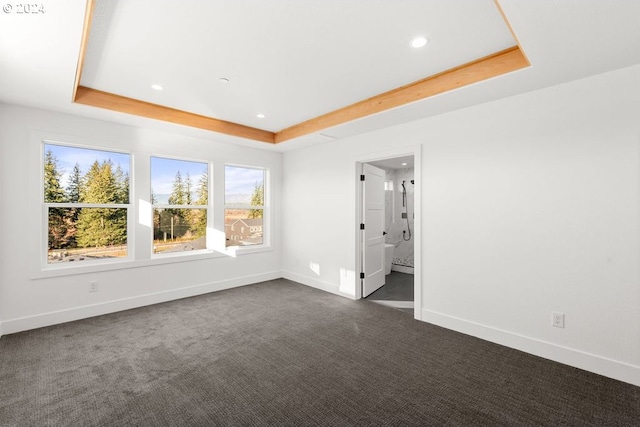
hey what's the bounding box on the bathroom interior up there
[365,155,414,313]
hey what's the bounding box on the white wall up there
[0,104,282,334]
[2,64,640,387]
[282,63,640,386]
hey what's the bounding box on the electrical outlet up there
[89,280,99,293]
[552,312,565,328]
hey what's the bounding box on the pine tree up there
[66,163,82,203]
[113,164,129,204]
[184,172,193,205]
[163,171,187,239]
[248,182,264,219]
[44,150,65,203]
[63,163,83,248]
[75,160,127,249]
[196,168,208,206]
[193,168,209,237]
[167,171,185,205]
[44,150,70,249]
[182,172,195,233]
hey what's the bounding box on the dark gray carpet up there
[1,278,639,426]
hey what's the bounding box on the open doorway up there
[357,152,419,318]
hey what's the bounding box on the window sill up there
[33,245,274,279]
[34,252,222,279]
[223,244,272,257]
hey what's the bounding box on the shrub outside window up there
[43,143,130,264]
[151,157,208,254]
[224,165,265,247]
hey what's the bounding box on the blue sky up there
[225,165,264,203]
[45,143,130,187]
[151,157,207,195]
[45,144,263,201]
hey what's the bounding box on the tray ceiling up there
[75,0,526,144]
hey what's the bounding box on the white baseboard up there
[422,308,640,388]
[2,271,282,335]
[282,270,356,300]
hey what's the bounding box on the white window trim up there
[223,164,271,255]
[150,155,211,259]
[40,140,134,270]
[29,132,273,279]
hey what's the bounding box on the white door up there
[362,163,385,297]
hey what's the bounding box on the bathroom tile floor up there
[366,271,414,301]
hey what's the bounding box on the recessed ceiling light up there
[219,78,230,84]
[401,162,408,166]
[151,84,163,91]
[257,113,265,119]
[411,36,428,48]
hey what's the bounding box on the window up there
[224,165,265,247]
[151,157,208,254]
[38,140,270,274]
[43,143,130,264]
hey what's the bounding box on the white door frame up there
[355,145,422,320]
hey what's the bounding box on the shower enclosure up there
[384,167,414,272]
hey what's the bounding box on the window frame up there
[223,164,270,253]
[41,140,134,269]
[30,133,274,279]
[150,155,211,258]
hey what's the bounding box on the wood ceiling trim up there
[274,45,529,143]
[72,1,529,145]
[71,0,274,143]
[75,86,276,143]
[494,0,531,66]
[71,0,95,101]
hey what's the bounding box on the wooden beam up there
[72,1,528,145]
[493,0,531,66]
[274,45,529,143]
[72,0,95,101]
[74,86,276,143]
[70,0,273,143]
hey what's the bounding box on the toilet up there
[384,244,395,275]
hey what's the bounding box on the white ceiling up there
[81,0,515,132]
[2,1,640,152]
[368,156,414,171]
